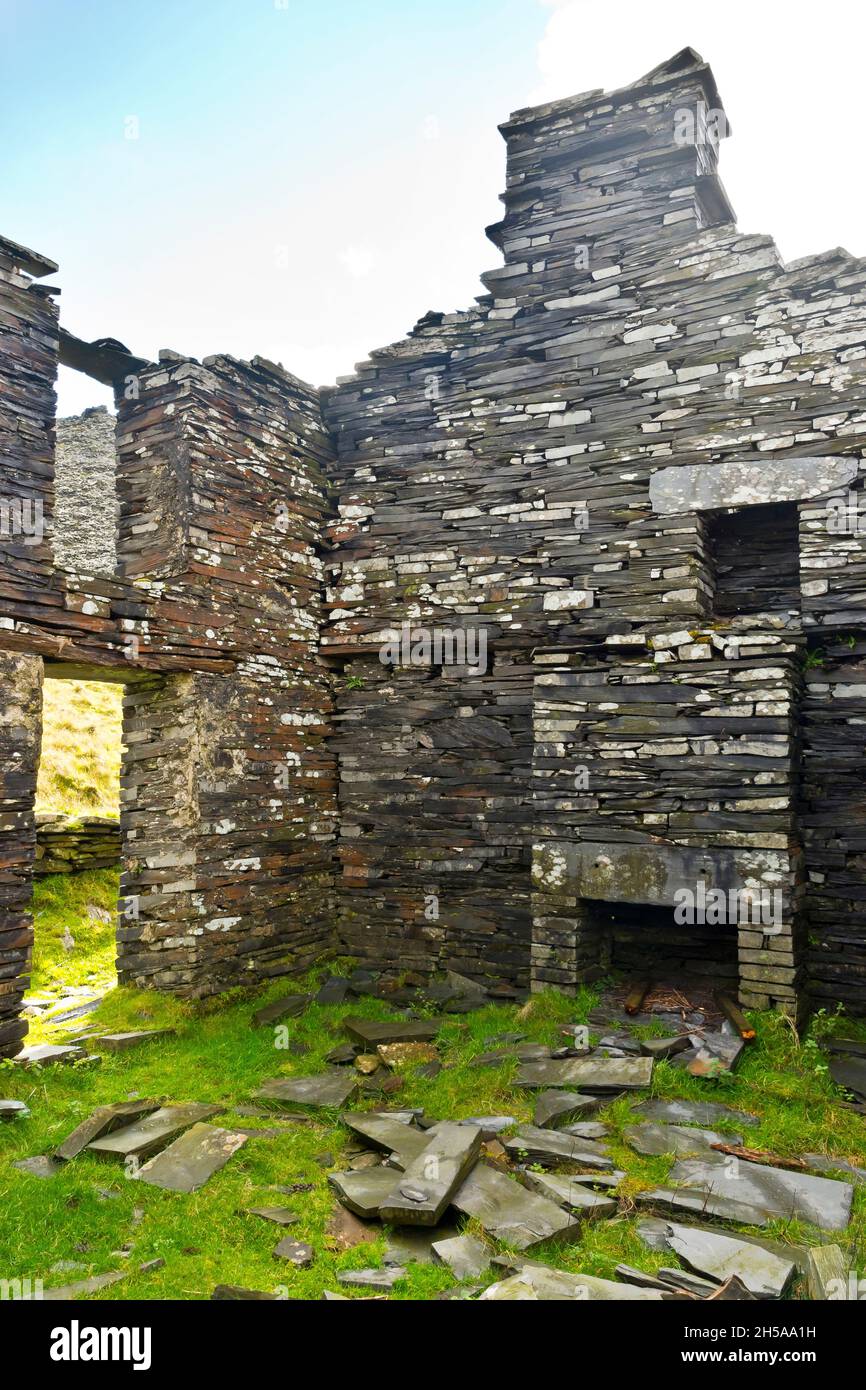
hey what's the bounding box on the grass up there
[28,869,120,1004]
[1,956,865,1301]
[36,679,122,818]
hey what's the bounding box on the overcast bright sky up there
[2,0,863,416]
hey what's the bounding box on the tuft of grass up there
[36,679,122,819]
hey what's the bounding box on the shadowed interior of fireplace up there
[585,899,739,990]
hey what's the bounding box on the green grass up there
[28,869,120,1005]
[36,678,122,818]
[1,964,865,1301]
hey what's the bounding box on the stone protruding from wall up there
[54,407,119,577]
[0,654,42,1059]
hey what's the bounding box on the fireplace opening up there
[584,898,739,992]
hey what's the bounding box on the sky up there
[2,0,864,416]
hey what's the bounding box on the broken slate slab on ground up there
[663,1155,854,1231]
[328,1168,401,1220]
[343,1017,440,1047]
[13,1043,85,1067]
[135,1123,247,1192]
[86,1103,224,1164]
[533,1091,605,1127]
[0,1099,29,1120]
[624,1123,743,1157]
[378,1122,482,1226]
[521,1171,618,1220]
[432,1234,490,1280]
[452,1162,583,1251]
[255,1071,358,1110]
[342,1112,432,1166]
[503,1125,613,1170]
[55,1100,162,1161]
[251,994,312,1028]
[479,1265,664,1301]
[649,1221,796,1298]
[631,1099,759,1129]
[91,1030,175,1052]
[515,1055,652,1092]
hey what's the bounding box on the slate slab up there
[503,1125,613,1170]
[13,1154,63,1178]
[456,1115,516,1137]
[251,994,311,1028]
[55,1100,162,1161]
[92,1030,174,1052]
[640,1036,692,1059]
[212,1285,279,1300]
[806,1243,850,1300]
[42,1272,127,1300]
[13,1043,84,1067]
[533,1090,604,1127]
[384,1226,459,1266]
[666,1155,854,1231]
[274,1239,314,1267]
[328,1168,400,1219]
[86,1103,224,1163]
[452,1162,583,1251]
[379,1122,482,1226]
[245,1206,299,1227]
[135,1123,247,1192]
[521,1171,618,1220]
[0,1099,29,1120]
[316,977,350,1006]
[685,1032,745,1076]
[632,1099,760,1129]
[337,1266,405,1290]
[829,1056,866,1101]
[803,1154,866,1185]
[479,1266,664,1301]
[515,1055,652,1092]
[635,1186,772,1227]
[663,1222,796,1297]
[432,1234,490,1280]
[255,1072,358,1110]
[343,1017,439,1046]
[624,1123,742,1157]
[342,1112,432,1166]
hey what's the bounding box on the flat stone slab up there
[685,1032,744,1076]
[636,1186,772,1227]
[830,1056,866,1100]
[661,1222,796,1298]
[337,1266,405,1291]
[640,1036,692,1059]
[13,1154,63,1178]
[42,1271,127,1300]
[274,1238,314,1267]
[343,1017,439,1046]
[803,1154,866,1185]
[342,1112,432,1166]
[212,1285,280,1300]
[649,455,857,515]
[666,1156,854,1231]
[0,1099,29,1120]
[503,1125,613,1170]
[479,1265,663,1301]
[632,1099,759,1128]
[55,1100,162,1160]
[624,1123,742,1157]
[328,1168,401,1219]
[806,1243,850,1300]
[244,1206,299,1227]
[515,1056,652,1092]
[456,1115,516,1136]
[384,1225,459,1266]
[522,1171,618,1220]
[13,1043,85,1067]
[431,1234,490,1280]
[135,1123,247,1192]
[377,1042,439,1069]
[251,994,312,1028]
[255,1072,358,1109]
[452,1162,583,1251]
[316,977,350,1006]
[93,1030,174,1052]
[86,1103,224,1163]
[533,1090,603,1127]
[379,1122,482,1226]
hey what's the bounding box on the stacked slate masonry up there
[2,49,866,1057]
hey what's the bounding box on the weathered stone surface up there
[636,1186,772,1227]
[639,1036,691,1059]
[0,1099,29,1120]
[55,1100,161,1160]
[337,1266,405,1290]
[829,1056,866,1100]
[212,1285,279,1300]
[13,1044,84,1067]
[452,1162,583,1250]
[245,1206,300,1227]
[316,977,350,1006]
[251,995,312,1028]
[255,1072,358,1110]
[662,1222,796,1297]
[456,1115,516,1137]
[92,1030,174,1052]
[42,1271,127,1300]
[379,1122,482,1226]
[135,1123,247,1192]
[503,1124,613,1170]
[432,1234,491,1279]
[376,1042,439,1069]
[515,1056,652,1091]
[806,1243,851,1300]
[521,1171,618,1219]
[632,1099,759,1129]
[650,456,857,516]
[328,1168,400,1219]
[274,1238,314,1267]
[802,1153,866,1185]
[665,1156,854,1231]
[533,1090,603,1128]
[384,1225,458,1266]
[86,1103,224,1163]
[343,1017,439,1046]
[479,1265,664,1301]
[624,1123,742,1157]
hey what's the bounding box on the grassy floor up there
[36,679,122,818]
[28,869,119,1002]
[1,966,865,1301]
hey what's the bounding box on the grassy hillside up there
[36,678,123,818]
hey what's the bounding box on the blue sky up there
[2,0,864,414]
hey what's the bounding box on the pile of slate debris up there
[3,969,865,1301]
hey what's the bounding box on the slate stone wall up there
[54,407,118,577]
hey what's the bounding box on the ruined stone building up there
[3,49,866,1057]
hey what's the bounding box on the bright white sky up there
[4,0,861,416]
